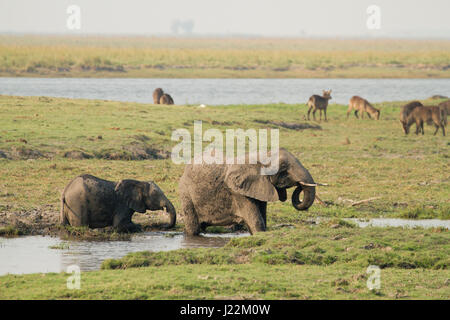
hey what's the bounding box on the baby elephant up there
[347,96,380,120]
[60,174,176,232]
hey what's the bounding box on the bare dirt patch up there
[253,120,322,130]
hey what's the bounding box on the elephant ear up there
[225,164,278,202]
[115,180,147,213]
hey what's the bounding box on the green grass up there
[101,223,449,270]
[1,35,450,78]
[0,225,23,237]
[0,95,448,220]
[1,264,449,300]
[0,94,449,299]
[1,222,448,299]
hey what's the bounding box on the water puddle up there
[0,231,248,275]
[1,218,448,276]
[347,218,450,229]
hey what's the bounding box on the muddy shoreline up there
[0,207,182,239]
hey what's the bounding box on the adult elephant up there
[179,148,316,235]
[60,174,176,232]
[153,88,164,104]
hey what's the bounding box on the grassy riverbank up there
[0,94,449,233]
[1,35,450,78]
[1,223,449,299]
[0,94,449,299]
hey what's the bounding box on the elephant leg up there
[182,198,200,236]
[235,199,265,235]
[113,213,140,233]
[258,201,267,229]
[200,222,210,232]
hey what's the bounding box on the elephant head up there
[224,148,316,211]
[115,179,176,227]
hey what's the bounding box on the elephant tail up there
[60,193,69,225]
[60,180,78,226]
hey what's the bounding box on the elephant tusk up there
[299,182,328,187]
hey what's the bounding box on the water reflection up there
[348,218,450,229]
[0,232,248,275]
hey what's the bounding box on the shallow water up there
[1,217,448,275]
[348,218,450,229]
[0,231,248,276]
[0,78,448,105]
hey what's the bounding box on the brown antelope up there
[400,101,423,134]
[347,96,380,120]
[404,105,446,136]
[307,90,332,121]
[160,93,174,105]
[153,88,164,104]
[438,100,450,115]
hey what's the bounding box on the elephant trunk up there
[163,199,177,228]
[291,183,316,211]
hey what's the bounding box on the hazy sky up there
[1,0,449,38]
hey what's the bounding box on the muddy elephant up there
[179,148,316,235]
[160,93,174,105]
[153,88,164,104]
[60,174,176,232]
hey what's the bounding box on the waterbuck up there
[404,105,447,136]
[438,100,450,115]
[307,90,332,121]
[347,96,380,120]
[400,101,423,134]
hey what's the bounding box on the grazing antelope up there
[404,105,446,136]
[400,101,423,134]
[307,90,332,121]
[438,100,450,116]
[347,96,380,120]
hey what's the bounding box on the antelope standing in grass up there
[404,105,447,136]
[399,101,423,134]
[307,90,332,121]
[347,96,380,120]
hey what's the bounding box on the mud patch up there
[0,205,59,236]
[94,143,169,160]
[62,150,94,160]
[254,120,322,130]
[123,142,170,160]
[9,146,46,160]
[0,205,176,238]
